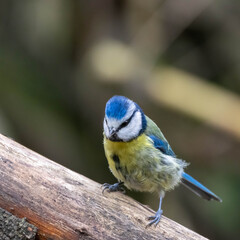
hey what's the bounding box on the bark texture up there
[0,134,207,240]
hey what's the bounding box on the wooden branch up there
[0,134,207,240]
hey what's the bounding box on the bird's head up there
[104,96,146,142]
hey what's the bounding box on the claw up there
[101,182,125,194]
[102,185,109,194]
[101,183,108,194]
[146,209,163,227]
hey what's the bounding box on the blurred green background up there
[0,0,240,239]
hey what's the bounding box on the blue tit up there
[103,95,222,226]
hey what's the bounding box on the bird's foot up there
[146,209,163,227]
[102,182,125,194]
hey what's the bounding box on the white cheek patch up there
[117,111,142,141]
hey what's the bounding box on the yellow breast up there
[104,134,150,166]
[103,134,156,189]
[103,133,184,193]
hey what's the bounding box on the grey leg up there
[147,191,164,227]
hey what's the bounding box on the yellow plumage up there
[104,133,184,193]
[104,134,151,181]
[103,95,221,226]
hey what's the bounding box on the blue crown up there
[105,96,130,120]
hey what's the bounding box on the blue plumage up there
[181,172,222,202]
[149,134,222,202]
[134,103,147,135]
[149,135,176,157]
[103,95,222,227]
[105,96,130,119]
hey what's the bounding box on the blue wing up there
[149,135,176,157]
[149,135,222,202]
[181,172,222,202]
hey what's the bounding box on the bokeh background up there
[1,0,240,239]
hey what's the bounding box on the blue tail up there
[181,172,222,202]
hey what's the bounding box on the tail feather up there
[181,172,222,202]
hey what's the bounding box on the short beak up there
[109,128,116,137]
[108,128,119,141]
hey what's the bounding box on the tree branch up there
[0,134,207,240]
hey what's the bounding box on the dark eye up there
[120,119,130,128]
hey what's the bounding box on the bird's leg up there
[147,191,165,227]
[102,181,125,194]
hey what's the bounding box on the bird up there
[102,95,222,227]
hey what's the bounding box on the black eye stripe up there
[117,110,138,131]
[119,119,130,128]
